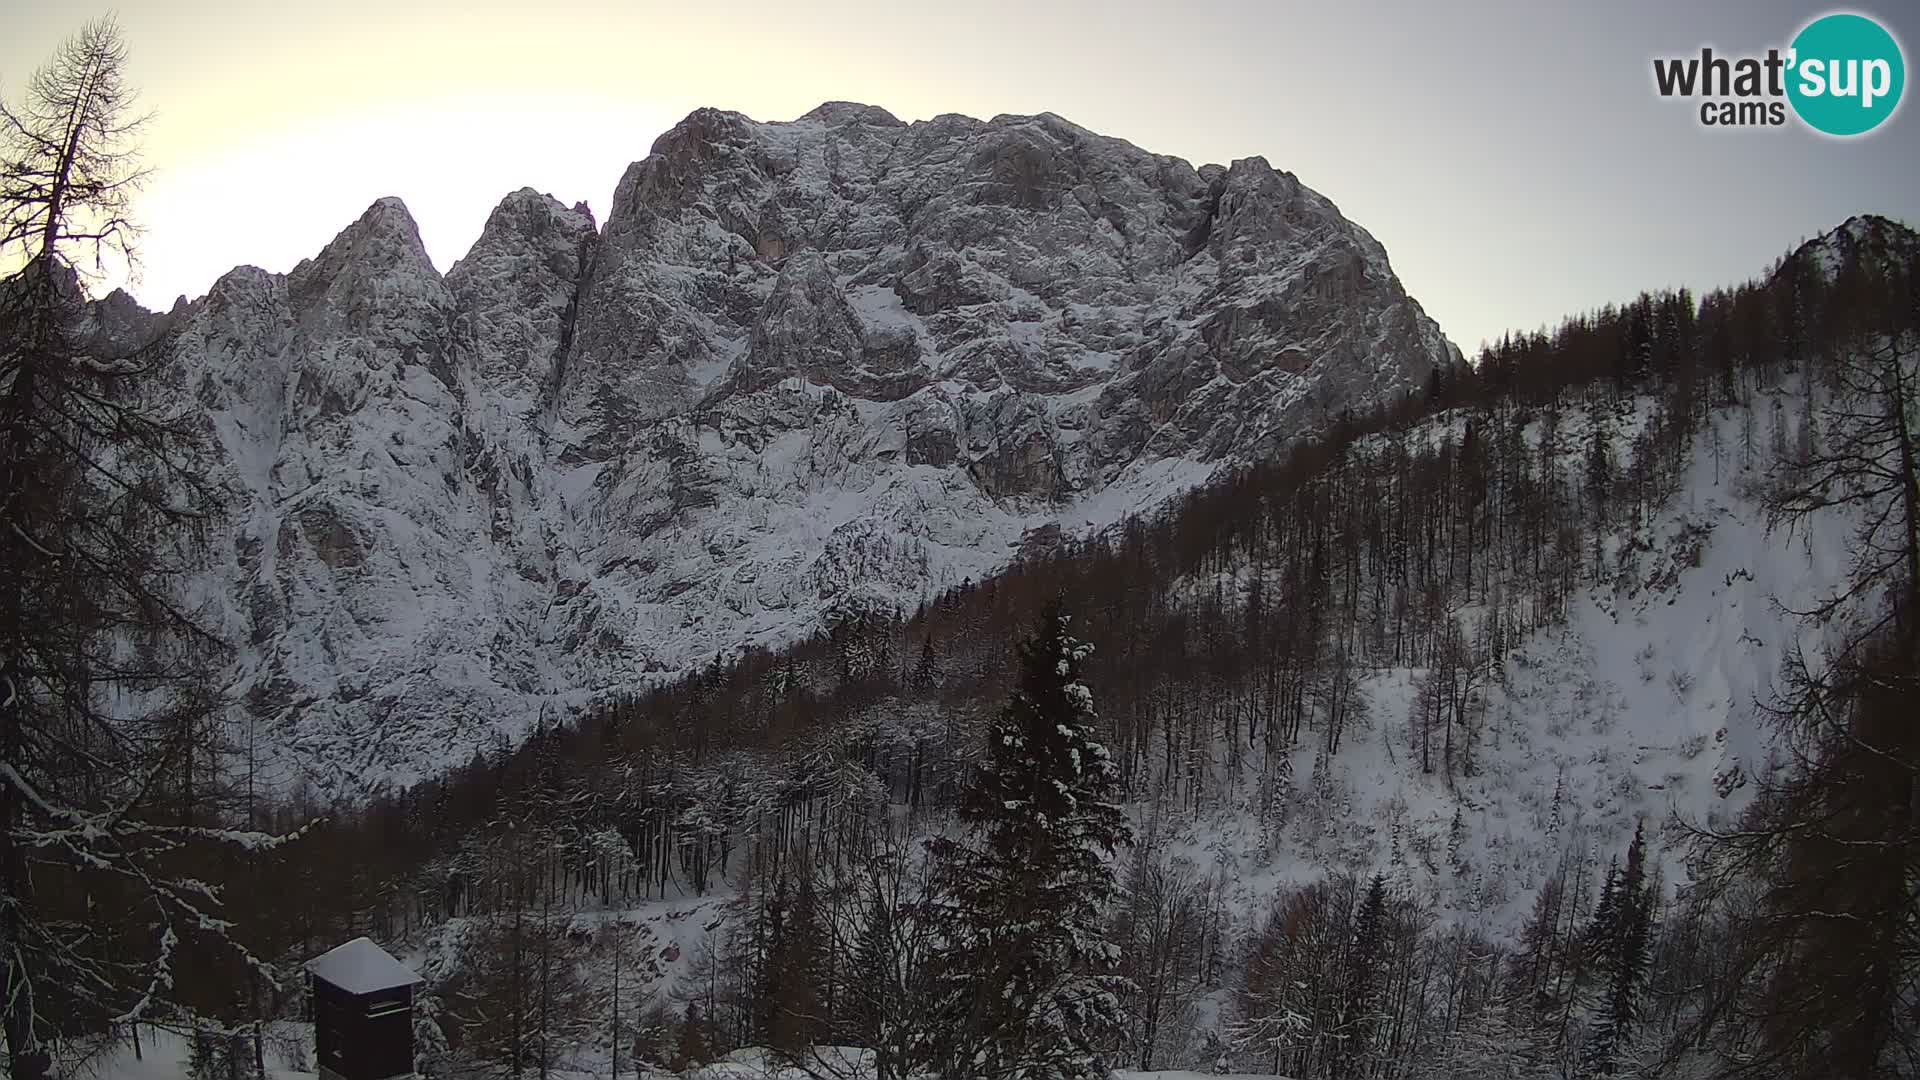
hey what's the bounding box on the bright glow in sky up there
[4,0,1917,353]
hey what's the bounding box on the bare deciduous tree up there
[0,19,299,1080]
[0,16,150,275]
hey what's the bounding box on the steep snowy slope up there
[114,104,1459,794]
[1143,384,1874,959]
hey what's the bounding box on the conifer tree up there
[1585,413,1615,582]
[1333,875,1389,1080]
[671,1003,714,1072]
[763,860,826,1054]
[928,600,1132,1080]
[1581,824,1653,1076]
[1515,867,1567,1017]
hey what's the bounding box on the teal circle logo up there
[1787,13,1905,136]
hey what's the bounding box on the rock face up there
[130,104,1460,795]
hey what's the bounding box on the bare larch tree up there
[1,18,300,1080]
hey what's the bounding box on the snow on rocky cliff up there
[125,104,1460,795]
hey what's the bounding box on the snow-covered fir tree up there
[928,600,1133,1080]
[1582,823,1655,1076]
[1332,874,1389,1080]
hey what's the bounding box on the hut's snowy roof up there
[305,936,423,995]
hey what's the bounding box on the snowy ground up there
[57,1024,317,1080]
[71,1031,1290,1080]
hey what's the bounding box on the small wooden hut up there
[306,936,424,1080]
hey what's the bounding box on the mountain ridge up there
[106,102,1463,795]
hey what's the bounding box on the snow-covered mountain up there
[114,103,1460,795]
[371,219,1914,1079]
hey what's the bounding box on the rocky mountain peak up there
[283,196,448,356]
[797,101,905,128]
[479,186,598,241]
[294,196,435,284]
[1791,212,1920,283]
[449,188,599,410]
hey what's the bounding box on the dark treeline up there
[161,216,1920,1080]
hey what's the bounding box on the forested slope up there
[173,215,1920,1080]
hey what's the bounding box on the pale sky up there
[4,0,1917,353]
